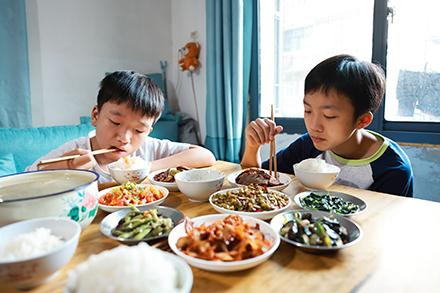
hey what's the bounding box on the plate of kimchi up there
[98,182,169,212]
[168,214,280,272]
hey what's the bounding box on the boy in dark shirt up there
[241,55,413,196]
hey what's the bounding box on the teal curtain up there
[0,0,31,127]
[205,0,254,162]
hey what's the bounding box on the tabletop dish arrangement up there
[270,210,362,253]
[209,184,291,220]
[294,190,367,216]
[293,158,340,190]
[227,168,292,191]
[98,182,169,213]
[0,217,81,290]
[174,168,224,202]
[147,166,190,192]
[168,214,280,272]
[65,243,192,293]
[0,169,99,228]
[100,206,185,244]
[108,156,151,184]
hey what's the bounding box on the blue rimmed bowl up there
[0,169,99,228]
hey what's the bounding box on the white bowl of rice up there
[293,158,340,190]
[108,156,151,184]
[65,243,192,293]
[0,217,80,290]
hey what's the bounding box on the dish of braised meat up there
[235,168,282,187]
[153,166,189,182]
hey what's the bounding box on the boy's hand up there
[63,149,96,170]
[245,118,283,148]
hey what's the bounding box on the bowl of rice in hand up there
[65,243,193,293]
[0,217,80,290]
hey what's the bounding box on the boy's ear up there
[91,106,99,126]
[356,111,373,129]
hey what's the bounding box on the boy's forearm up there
[240,144,261,168]
[150,146,216,171]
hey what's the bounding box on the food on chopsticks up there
[280,212,349,247]
[98,182,166,206]
[235,168,282,187]
[211,184,289,212]
[300,192,360,215]
[111,208,174,240]
[176,215,272,261]
[153,166,190,182]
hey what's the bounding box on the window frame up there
[250,0,440,144]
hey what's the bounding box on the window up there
[255,0,440,143]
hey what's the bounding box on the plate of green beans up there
[100,206,185,244]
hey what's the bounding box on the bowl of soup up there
[0,170,99,228]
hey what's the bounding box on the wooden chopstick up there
[270,105,278,178]
[38,148,117,165]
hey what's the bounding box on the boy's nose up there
[310,115,324,132]
[117,129,131,143]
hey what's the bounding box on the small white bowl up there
[227,168,292,191]
[147,169,179,192]
[108,160,151,184]
[97,184,169,213]
[0,217,81,290]
[174,169,225,202]
[168,214,280,272]
[209,187,291,220]
[293,162,340,190]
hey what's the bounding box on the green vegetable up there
[300,192,360,215]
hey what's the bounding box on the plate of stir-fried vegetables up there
[168,214,280,272]
[98,182,169,212]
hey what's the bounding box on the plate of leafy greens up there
[294,190,367,216]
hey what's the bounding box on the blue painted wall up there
[0,0,31,127]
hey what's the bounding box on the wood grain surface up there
[2,161,440,293]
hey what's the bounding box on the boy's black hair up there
[304,54,385,119]
[97,70,164,119]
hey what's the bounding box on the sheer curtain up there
[204,0,254,162]
[0,0,31,127]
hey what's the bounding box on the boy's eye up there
[109,119,120,126]
[136,130,145,134]
[304,110,311,114]
[323,115,337,119]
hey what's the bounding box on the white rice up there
[0,227,64,261]
[112,156,147,170]
[65,243,180,293]
[297,158,330,172]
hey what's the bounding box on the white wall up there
[26,0,172,126]
[170,0,206,142]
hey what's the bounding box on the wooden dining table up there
[3,160,440,293]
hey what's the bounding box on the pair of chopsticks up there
[268,105,278,178]
[37,148,117,166]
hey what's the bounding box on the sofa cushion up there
[0,124,94,172]
[0,153,17,176]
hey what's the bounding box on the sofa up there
[0,73,180,176]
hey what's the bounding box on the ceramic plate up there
[270,210,362,253]
[227,168,292,191]
[98,184,169,213]
[294,190,367,216]
[100,206,184,244]
[147,169,179,192]
[168,214,280,272]
[209,187,291,220]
